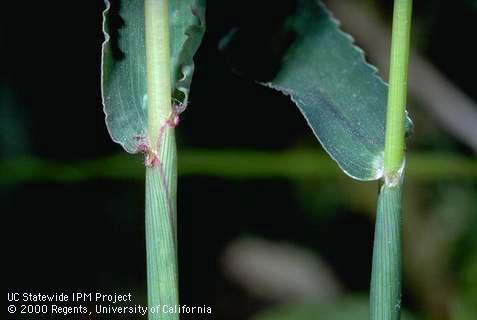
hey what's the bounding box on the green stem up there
[145,0,172,148]
[144,1,178,319]
[383,0,413,176]
[371,1,412,320]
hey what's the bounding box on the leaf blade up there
[101,0,205,153]
[102,0,147,153]
[267,0,412,180]
[169,0,206,104]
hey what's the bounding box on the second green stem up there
[370,1,412,320]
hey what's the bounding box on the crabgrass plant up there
[100,0,411,319]
[101,1,205,319]
[254,0,412,319]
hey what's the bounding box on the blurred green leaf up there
[253,296,417,320]
[266,0,412,180]
[0,85,30,158]
[101,0,205,153]
[453,226,477,319]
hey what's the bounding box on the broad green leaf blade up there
[101,0,205,153]
[102,0,147,153]
[170,0,206,104]
[267,0,412,180]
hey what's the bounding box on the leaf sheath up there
[370,183,402,320]
[146,129,178,320]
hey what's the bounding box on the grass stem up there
[144,1,178,319]
[383,0,413,177]
[145,0,172,149]
[370,1,412,320]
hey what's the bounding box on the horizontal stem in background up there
[1,150,476,184]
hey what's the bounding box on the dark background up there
[2,1,476,319]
